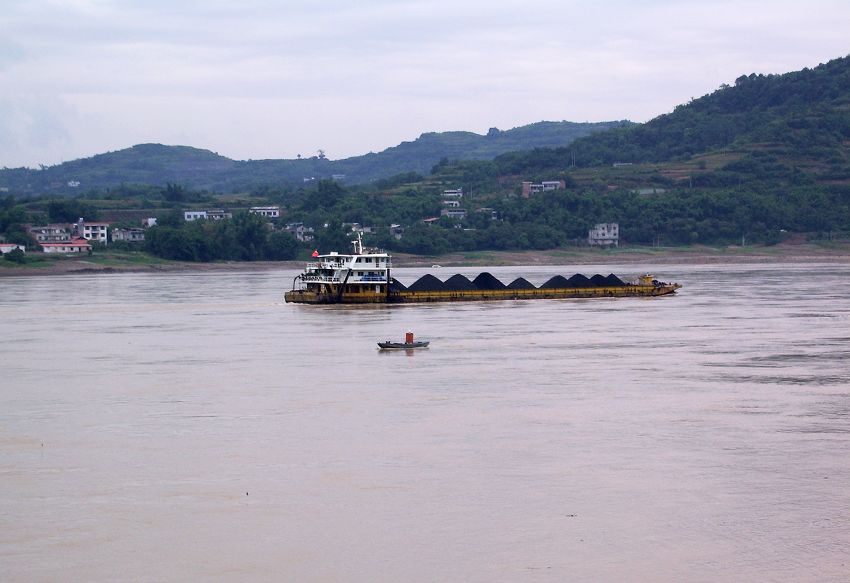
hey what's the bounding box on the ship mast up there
[351,232,363,255]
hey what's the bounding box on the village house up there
[588,223,619,247]
[440,208,467,219]
[389,224,405,240]
[343,223,373,234]
[285,222,315,242]
[522,180,566,198]
[75,218,109,245]
[184,210,207,221]
[41,238,91,254]
[441,188,463,199]
[206,210,232,221]
[28,224,72,243]
[632,187,667,195]
[112,228,146,243]
[476,208,499,221]
[184,209,232,221]
[249,206,280,218]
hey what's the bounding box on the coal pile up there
[541,275,571,289]
[605,273,626,286]
[473,272,507,290]
[566,274,592,288]
[400,271,630,294]
[508,277,537,289]
[443,274,477,291]
[407,274,446,292]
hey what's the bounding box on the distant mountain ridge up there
[0,120,631,195]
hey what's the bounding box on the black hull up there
[378,341,430,349]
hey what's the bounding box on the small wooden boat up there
[378,331,429,349]
[378,340,430,349]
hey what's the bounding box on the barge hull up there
[284,284,680,304]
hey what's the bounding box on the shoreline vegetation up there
[3,241,849,277]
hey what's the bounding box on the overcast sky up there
[2,0,849,168]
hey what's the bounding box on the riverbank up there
[2,241,849,277]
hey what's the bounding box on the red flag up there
[311,250,319,257]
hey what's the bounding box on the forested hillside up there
[494,55,850,175]
[0,120,628,195]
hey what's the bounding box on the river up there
[1,262,848,582]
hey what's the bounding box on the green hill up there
[493,55,850,184]
[0,120,630,196]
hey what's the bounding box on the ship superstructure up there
[286,234,392,303]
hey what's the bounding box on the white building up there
[588,223,619,247]
[184,210,231,221]
[249,206,280,218]
[442,199,461,208]
[184,211,207,221]
[440,208,467,219]
[76,219,109,245]
[344,223,373,234]
[522,180,566,198]
[442,188,463,198]
[0,243,25,254]
[42,239,91,254]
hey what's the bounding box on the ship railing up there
[301,275,341,282]
[353,275,387,282]
[306,261,348,270]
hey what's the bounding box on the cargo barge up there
[284,235,681,304]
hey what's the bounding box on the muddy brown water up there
[1,263,848,582]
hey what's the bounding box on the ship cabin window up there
[355,257,362,263]
[364,257,372,263]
